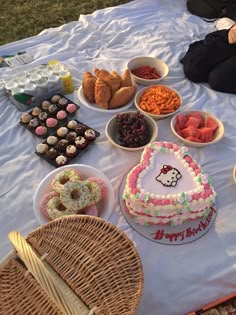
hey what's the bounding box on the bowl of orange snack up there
[135,85,182,120]
[127,56,169,86]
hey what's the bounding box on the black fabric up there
[208,55,236,93]
[187,0,236,19]
[181,29,236,93]
[224,3,236,19]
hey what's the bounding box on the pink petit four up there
[46,118,58,128]
[56,110,67,120]
[35,126,48,136]
[66,103,77,113]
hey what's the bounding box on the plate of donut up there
[33,164,115,225]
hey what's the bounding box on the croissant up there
[120,69,133,87]
[94,78,111,109]
[94,68,101,77]
[111,70,122,82]
[94,68,120,95]
[82,71,97,103]
[109,85,136,109]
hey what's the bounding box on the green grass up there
[0,0,130,46]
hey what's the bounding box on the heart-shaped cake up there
[123,141,216,226]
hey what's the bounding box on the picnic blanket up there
[1,0,236,314]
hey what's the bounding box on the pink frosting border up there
[126,141,215,208]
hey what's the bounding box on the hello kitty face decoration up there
[156,165,182,187]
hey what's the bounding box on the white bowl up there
[33,164,114,225]
[127,56,169,86]
[105,110,158,151]
[135,85,182,120]
[233,166,236,184]
[170,110,224,148]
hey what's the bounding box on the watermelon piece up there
[175,123,183,137]
[181,126,201,139]
[186,136,202,143]
[185,116,201,128]
[205,117,219,132]
[176,114,187,129]
[187,112,204,127]
[199,127,214,142]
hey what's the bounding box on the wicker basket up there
[0,215,143,315]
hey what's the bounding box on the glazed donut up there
[60,181,91,211]
[39,191,59,219]
[87,177,107,200]
[51,169,82,193]
[82,178,107,206]
[46,196,75,220]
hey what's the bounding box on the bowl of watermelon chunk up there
[170,110,224,147]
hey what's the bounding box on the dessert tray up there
[77,86,134,113]
[20,94,80,139]
[0,215,143,315]
[119,170,217,245]
[35,119,100,167]
[33,164,114,225]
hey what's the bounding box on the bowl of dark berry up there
[105,111,158,151]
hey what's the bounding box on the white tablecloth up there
[1,1,236,314]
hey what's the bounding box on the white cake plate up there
[118,171,217,245]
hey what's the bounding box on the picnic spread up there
[1,0,236,314]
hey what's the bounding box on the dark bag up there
[187,0,236,19]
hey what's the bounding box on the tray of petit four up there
[35,119,100,167]
[19,94,80,138]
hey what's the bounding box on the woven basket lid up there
[0,258,63,315]
[24,215,143,315]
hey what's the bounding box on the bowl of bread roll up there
[77,68,137,113]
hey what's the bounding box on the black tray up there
[35,119,100,167]
[19,94,80,139]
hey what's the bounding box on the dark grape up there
[115,111,151,148]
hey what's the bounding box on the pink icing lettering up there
[186,228,192,238]
[151,229,165,240]
[165,231,185,242]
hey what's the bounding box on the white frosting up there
[141,150,196,195]
[56,155,67,164]
[123,142,216,226]
[75,136,86,145]
[85,129,95,138]
[66,145,77,154]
